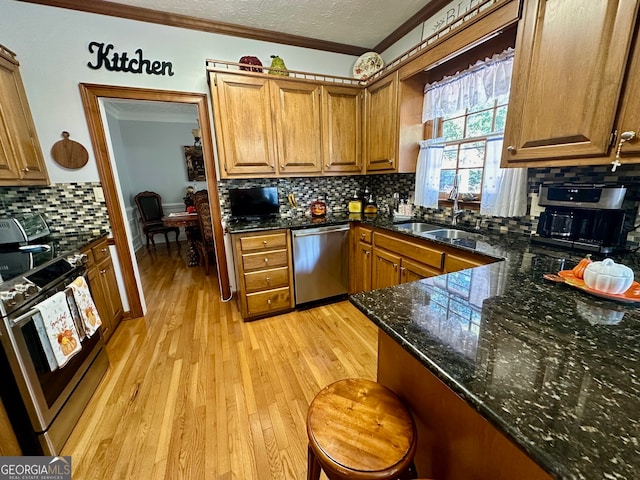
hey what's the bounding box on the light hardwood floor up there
[62,241,378,479]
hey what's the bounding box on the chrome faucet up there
[450,175,463,226]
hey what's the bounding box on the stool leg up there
[307,445,322,480]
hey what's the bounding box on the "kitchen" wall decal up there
[87,42,174,76]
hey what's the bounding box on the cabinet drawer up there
[374,232,444,270]
[240,232,287,252]
[242,249,288,271]
[91,242,110,263]
[358,226,373,244]
[244,267,289,292]
[246,287,291,316]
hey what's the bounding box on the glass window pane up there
[495,93,510,106]
[459,168,483,194]
[442,145,458,169]
[494,105,508,132]
[468,98,494,113]
[466,111,493,137]
[459,141,485,168]
[442,117,464,141]
[439,169,456,193]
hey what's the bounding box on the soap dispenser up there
[348,191,362,214]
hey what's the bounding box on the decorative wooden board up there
[51,131,88,169]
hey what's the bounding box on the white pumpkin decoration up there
[583,258,634,294]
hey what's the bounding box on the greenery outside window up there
[431,93,509,203]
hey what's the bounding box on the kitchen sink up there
[394,222,442,234]
[423,229,484,241]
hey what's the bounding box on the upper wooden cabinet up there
[502,0,640,166]
[211,73,277,176]
[0,45,49,185]
[364,72,399,173]
[322,85,363,173]
[210,71,363,178]
[270,79,323,174]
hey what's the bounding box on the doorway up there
[79,83,231,318]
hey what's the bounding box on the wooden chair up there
[306,378,418,480]
[193,190,216,275]
[134,191,179,249]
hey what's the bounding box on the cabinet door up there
[372,247,401,290]
[502,0,639,164]
[401,258,440,283]
[612,27,640,161]
[212,73,276,176]
[98,256,123,332]
[354,241,372,293]
[365,72,398,172]
[445,251,489,273]
[0,50,48,184]
[86,265,113,342]
[271,79,322,174]
[322,85,363,173]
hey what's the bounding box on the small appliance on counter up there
[531,184,629,253]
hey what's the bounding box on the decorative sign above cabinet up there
[87,42,174,76]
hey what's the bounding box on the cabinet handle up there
[264,258,269,263]
[325,164,330,168]
[270,164,275,169]
[267,299,271,305]
[393,263,398,270]
[280,164,285,170]
[262,240,268,245]
[22,167,30,172]
[388,159,393,164]
[506,145,516,153]
[360,233,366,240]
[99,269,106,274]
[364,250,369,256]
[101,248,108,253]
[265,277,270,284]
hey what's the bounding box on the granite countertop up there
[49,229,110,256]
[349,231,640,480]
[226,213,640,478]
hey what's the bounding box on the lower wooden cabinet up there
[352,226,496,293]
[232,229,294,320]
[83,237,123,343]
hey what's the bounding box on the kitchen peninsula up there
[350,232,640,480]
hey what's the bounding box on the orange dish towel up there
[68,276,102,337]
[34,291,82,369]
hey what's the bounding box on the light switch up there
[93,186,105,202]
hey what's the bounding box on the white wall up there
[0,0,358,185]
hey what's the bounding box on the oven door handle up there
[11,307,41,328]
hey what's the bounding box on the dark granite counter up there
[49,229,110,256]
[350,234,640,480]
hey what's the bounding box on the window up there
[434,93,509,201]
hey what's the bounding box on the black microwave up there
[229,187,279,220]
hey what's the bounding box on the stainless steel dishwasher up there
[291,224,350,305]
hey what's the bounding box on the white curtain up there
[422,48,514,122]
[480,136,527,217]
[414,140,444,208]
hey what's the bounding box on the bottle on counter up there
[348,191,362,214]
[363,194,378,215]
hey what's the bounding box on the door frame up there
[79,83,231,318]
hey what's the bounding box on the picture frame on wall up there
[184,145,205,181]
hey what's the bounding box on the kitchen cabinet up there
[364,72,399,172]
[83,237,123,343]
[210,73,276,176]
[502,0,640,166]
[352,225,373,293]
[232,229,294,320]
[0,44,49,185]
[372,247,403,290]
[209,70,363,178]
[271,79,322,174]
[322,85,363,173]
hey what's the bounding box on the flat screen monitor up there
[229,187,279,220]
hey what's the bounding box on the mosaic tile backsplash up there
[0,182,110,234]
[2,162,640,247]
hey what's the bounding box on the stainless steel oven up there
[0,215,109,455]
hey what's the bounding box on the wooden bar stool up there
[306,378,418,480]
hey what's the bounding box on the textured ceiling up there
[103,0,432,49]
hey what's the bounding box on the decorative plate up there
[557,270,640,303]
[353,52,384,80]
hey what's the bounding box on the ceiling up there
[20,0,452,55]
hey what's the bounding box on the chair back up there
[135,191,164,223]
[194,190,214,243]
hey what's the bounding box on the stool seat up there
[306,378,417,480]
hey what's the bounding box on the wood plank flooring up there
[62,242,378,479]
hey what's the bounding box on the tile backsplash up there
[3,162,640,248]
[0,182,110,234]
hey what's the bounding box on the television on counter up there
[229,186,280,220]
